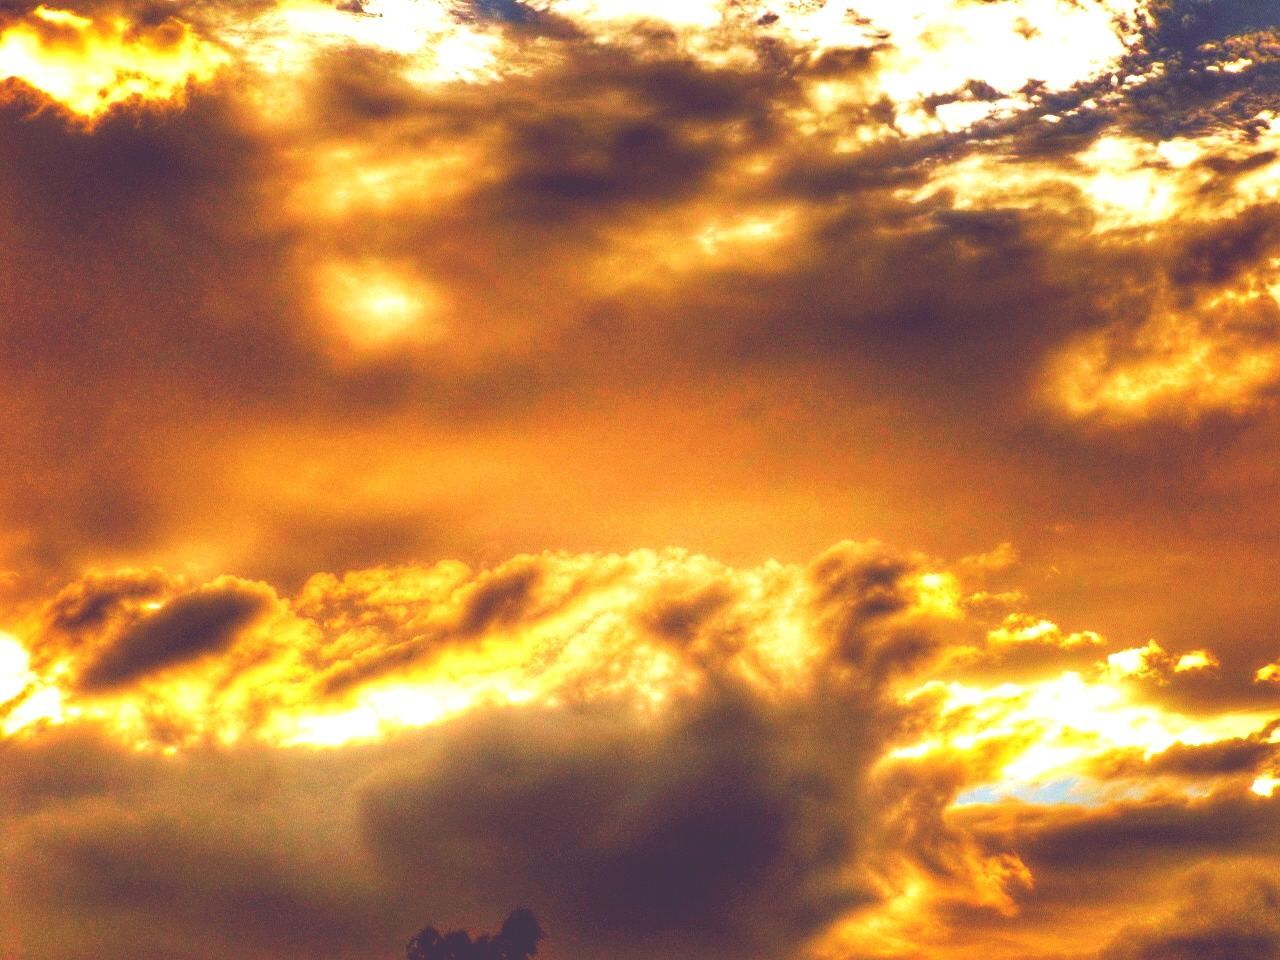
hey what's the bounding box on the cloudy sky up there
[4,0,1280,957]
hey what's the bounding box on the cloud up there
[0,541,1021,960]
[4,0,1280,617]
[3,539,1277,959]
[1091,735,1277,780]
[0,5,229,122]
[8,542,973,749]
[359,696,883,960]
[77,579,274,690]
[1,731,405,960]
[42,568,173,635]
[0,540,1166,953]
[937,788,1280,959]
[8,2,1280,957]
[1101,870,1280,960]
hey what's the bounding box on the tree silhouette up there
[407,908,545,960]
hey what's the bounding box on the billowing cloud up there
[0,542,979,959]
[4,540,1280,958]
[0,5,229,120]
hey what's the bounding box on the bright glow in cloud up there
[1045,302,1280,423]
[1253,774,1280,797]
[1257,663,1280,684]
[220,0,503,85]
[785,0,1147,138]
[284,138,494,220]
[533,0,726,30]
[317,259,449,354]
[860,0,1144,133]
[909,134,1222,233]
[986,615,1103,650]
[893,669,1267,793]
[0,633,69,736]
[0,631,31,703]
[5,543,1270,821]
[0,5,228,119]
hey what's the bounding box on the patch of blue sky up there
[955,777,1087,807]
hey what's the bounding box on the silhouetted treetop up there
[407,908,545,960]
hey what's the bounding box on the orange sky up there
[4,1,1280,958]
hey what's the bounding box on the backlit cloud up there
[0,5,228,120]
[4,540,1280,957]
[6,1,1280,958]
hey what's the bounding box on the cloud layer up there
[4,540,1280,958]
[5,0,1280,957]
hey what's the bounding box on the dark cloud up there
[808,542,940,684]
[359,694,884,960]
[79,581,272,690]
[935,790,1280,958]
[1168,207,1280,290]
[1096,737,1276,779]
[461,0,539,26]
[1,733,406,960]
[1101,870,1280,960]
[1019,793,1280,867]
[43,569,173,634]
[641,582,733,644]
[1151,0,1280,53]
[956,788,1280,927]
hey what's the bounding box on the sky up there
[3,0,1280,957]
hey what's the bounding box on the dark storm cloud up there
[472,50,788,220]
[79,581,272,690]
[1070,3,1280,148]
[359,696,883,960]
[1,699,880,960]
[23,567,281,693]
[1151,0,1280,54]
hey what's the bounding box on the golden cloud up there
[3,539,1280,958]
[3,540,1272,808]
[0,5,229,120]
